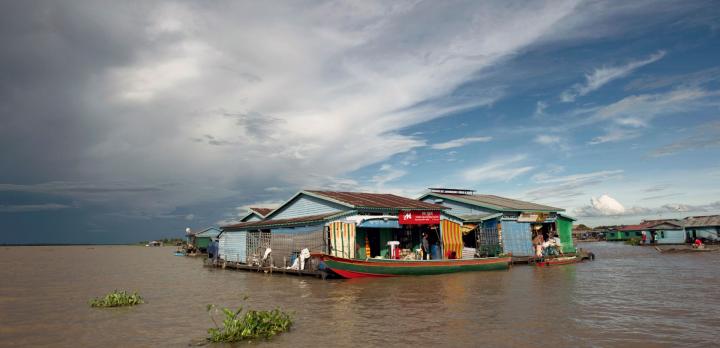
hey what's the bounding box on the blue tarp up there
[358,219,400,229]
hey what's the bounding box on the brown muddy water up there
[1,242,719,347]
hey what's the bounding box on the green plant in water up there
[625,237,641,246]
[207,297,293,342]
[89,290,144,308]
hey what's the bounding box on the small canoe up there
[536,256,580,267]
[654,246,718,253]
[313,253,511,278]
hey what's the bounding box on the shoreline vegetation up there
[89,290,144,308]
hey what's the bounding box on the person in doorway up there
[421,232,431,260]
[641,231,647,245]
[533,233,544,258]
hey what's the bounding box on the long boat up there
[535,256,580,267]
[313,253,511,278]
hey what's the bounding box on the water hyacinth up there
[206,299,293,342]
[89,290,144,308]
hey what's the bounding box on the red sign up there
[398,210,440,225]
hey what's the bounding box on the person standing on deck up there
[421,232,430,260]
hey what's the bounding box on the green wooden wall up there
[557,217,576,253]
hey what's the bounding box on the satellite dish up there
[185,227,192,235]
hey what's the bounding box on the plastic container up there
[431,245,440,260]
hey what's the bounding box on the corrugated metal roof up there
[683,215,720,227]
[459,212,503,222]
[306,190,447,210]
[618,219,683,231]
[194,227,221,238]
[250,207,273,217]
[427,192,563,212]
[222,212,342,231]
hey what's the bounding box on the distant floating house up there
[217,207,274,263]
[191,227,221,252]
[613,219,685,244]
[417,188,575,257]
[221,190,451,268]
[683,215,720,242]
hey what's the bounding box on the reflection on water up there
[1,242,718,347]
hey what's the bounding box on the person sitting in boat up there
[421,232,431,260]
[550,234,564,256]
[693,238,705,249]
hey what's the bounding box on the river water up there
[1,242,718,347]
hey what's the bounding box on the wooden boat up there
[535,256,580,267]
[313,253,511,278]
[654,246,719,253]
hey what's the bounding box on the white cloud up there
[71,1,584,217]
[533,101,548,117]
[524,169,624,201]
[371,164,407,186]
[576,87,719,144]
[430,136,492,150]
[534,134,560,145]
[184,214,195,221]
[574,194,720,217]
[462,155,533,182]
[561,50,666,102]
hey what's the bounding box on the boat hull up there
[316,254,511,278]
[536,256,580,267]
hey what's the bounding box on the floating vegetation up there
[625,237,642,246]
[89,290,144,308]
[206,299,293,342]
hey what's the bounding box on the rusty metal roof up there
[305,190,446,210]
[683,215,720,227]
[426,192,562,212]
[249,207,273,217]
[222,212,343,231]
[618,219,684,231]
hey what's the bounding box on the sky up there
[1,1,719,244]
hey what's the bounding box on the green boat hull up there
[318,254,511,278]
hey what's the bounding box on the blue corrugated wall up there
[219,231,247,263]
[501,220,533,256]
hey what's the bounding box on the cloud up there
[534,135,560,145]
[649,121,720,157]
[583,88,718,144]
[462,155,533,182]
[533,101,548,117]
[430,136,492,150]
[588,128,642,145]
[371,164,407,186]
[525,170,624,201]
[574,194,720,217]
[560,50,666,102]
[0,204,72,213]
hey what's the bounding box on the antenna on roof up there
[428,188,476,195]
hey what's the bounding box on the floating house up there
[614,219,685,244]
[220,190,459,269]
[191,227,221,252]
[683,215,720,242]
[417,188,575,257]
[217,207,273,263]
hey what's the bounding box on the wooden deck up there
[204,259,331,279]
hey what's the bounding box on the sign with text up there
[398,210,440,225]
